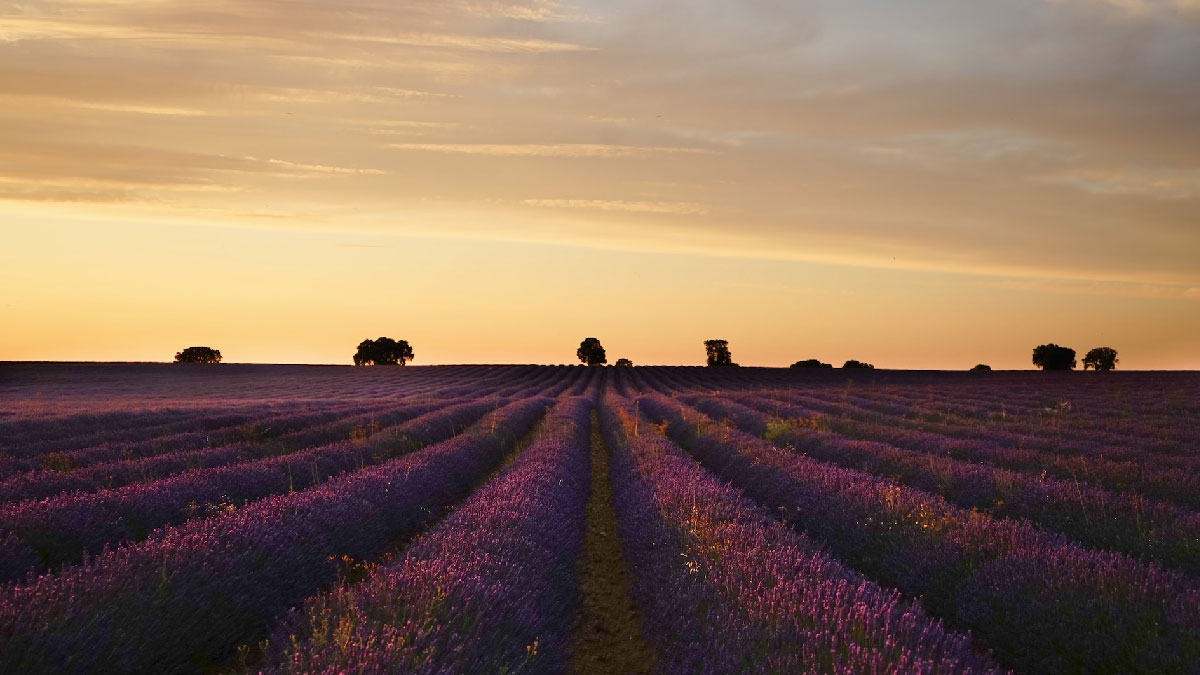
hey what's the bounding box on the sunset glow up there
[2,0,1198,368]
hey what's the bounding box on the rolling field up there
[0,363,1198,674]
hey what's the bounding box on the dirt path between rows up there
[570,411,656,675]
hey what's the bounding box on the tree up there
[1083,347,1118,371]
[971,364,992,372]
[174,346,221,364]
[353,337,414,366]
[842,360,875,369]
[791,359,832,369]
[577,338,607,366]
[1032,343,1076,371]
[614,358,633,367]
[705,339,734,367]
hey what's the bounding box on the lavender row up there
[692,394,1200,576]
[643,369,1198,456]
[861,390,1194,461]
[786,387,1198,463]
[0,396,553,674]
[498,364,580,397]
[841,376,1200,429]
[2,410,266,460]
[0,401,391,479]
[0,364,538,459]
[265,397,593,674]
[599,395,1002,674]
[772,391,1200,508]
[740,391,1200,511]
[0,399,452,506]
[768,388,1159,458]
[746,386,1200,491]
[1,363,541,473]
[0,407,249,453]
[638,395,1200,674]
[0,398,501,582]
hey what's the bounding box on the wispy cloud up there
[521,199,709,215]
[1037,167,1200,199]
[458,0,580,21]
[389,143,716,157]
[1,0,1198,289]
[307,31,590,54]
[979,278,1200,300]
[1043,0,1200,16]
[253,158,388,176]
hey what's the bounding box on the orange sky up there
[2,1,1198,368]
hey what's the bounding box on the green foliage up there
[354,337,414,366]
[42,452,74,473]
[765,417,830,442]
[350,420,381,442]
[174,346,222,364]
[235,422,271,443]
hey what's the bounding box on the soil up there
[569,412,656,675]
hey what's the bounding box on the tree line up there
[171,338,1120,371]
[1032,344,1118,371]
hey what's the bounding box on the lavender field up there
[1,363,1198,674]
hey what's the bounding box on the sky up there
[1,0,1198,368]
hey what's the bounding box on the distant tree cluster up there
[174,346,222,364]
[705,340,736,367]
[615,358,633,367]
[354,337,414,366]
[1083,347,1119,371]
[1032,344,1118,371]
[791,358,877,370]
[577,338,607,366]
[1032,344,1075,371]
[971,364,992,372]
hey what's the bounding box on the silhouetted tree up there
[842,360,875,369]
[577,338,607,365]
[353,337,414,366]
[615,358,633,367]
[1083,347,1118,371]
[791,359,833,369]
[174,346,222,364]
[1032,343,1076,371]
[971,364,992,372]
[705,339,734,367]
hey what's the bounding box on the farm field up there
[0,363,1198,674]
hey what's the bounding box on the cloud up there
[388,143,716,158]
[254,158,388,176]
[979,278,1200,300]
[306,31,590,54]
[459,0,580,21]
[520,199,709,215]
[1043,0,1200,16]
[1037,167,1200,199]
[1,0,1198,289]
